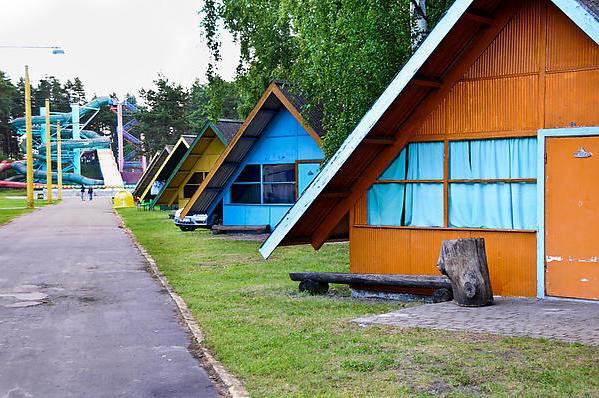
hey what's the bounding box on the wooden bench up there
[289,272,453,303]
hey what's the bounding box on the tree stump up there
[436,238,493,307]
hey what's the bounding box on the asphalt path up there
[0,198,217,398]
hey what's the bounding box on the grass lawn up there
[0,188,56,225]
[119,208,599,397]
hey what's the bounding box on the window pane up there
[235,164,261,182]
[377,142,444,181]
[450,138,537,179]
[367,183,443,227]
[406,142,444,180]
[404,183,444,226]
[188,172,206,185]
[263,164,295,182]
[263,183,295,204]
[449,183,536,229]
[368,183,406,226]
[231,183,261,204]
[379,148,407,180]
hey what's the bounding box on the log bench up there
[289,272,454,303]
[211,224,270,234]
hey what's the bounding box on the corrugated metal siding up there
[464,0,540,79]
[546,3,599,71]
[545,69,599,127]
[414,99,447,136]
[350,226,536,297]
[447,75,539,134]
[353,193,368,225]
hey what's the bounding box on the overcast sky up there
[0,0,239,100]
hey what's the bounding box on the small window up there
[187,172,206,185]
[183,172,207,199]
[231,184,261,204]
[263,183,295,204]
[263,164,295,182]
[236,164,260,182]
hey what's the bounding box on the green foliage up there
[203,76,241,122]
[287,0,413,156]
[136,75,242,156]
[0,72,19,158]
[200,0,452,156]
[136,75,191,154]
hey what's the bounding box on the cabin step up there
[212,224,271,234]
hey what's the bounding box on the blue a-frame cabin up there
[177,81,325,230]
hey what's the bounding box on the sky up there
[0,0,240,100]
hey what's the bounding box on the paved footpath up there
[0,198,217,398]
[354,297,599,346]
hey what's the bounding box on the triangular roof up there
[260,0,599,258]
[178,80,324,218]
[150,119,242,207]
[138,135,196,201]
[133,145,173,198]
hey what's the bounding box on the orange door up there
[545,136,599,300]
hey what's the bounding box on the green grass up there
[0,188,56,225]
[119,208,599,397]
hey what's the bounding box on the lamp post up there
[45,99,52,203]
[56,122,63,200]
[24,66,34,208]
[4,46,65,207]
[0,45,65,55]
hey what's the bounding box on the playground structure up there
[0,96,145,189]
[113,99,146,184]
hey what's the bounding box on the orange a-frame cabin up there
[261,0,599,301]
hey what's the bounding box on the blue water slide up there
[10,97,113,131]
[11,161,104,185]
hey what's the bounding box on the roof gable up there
[260,0,599,258]
[132,145,173,198]
[178,81,323,218]
[138,135,195,201]
[150,119,242,206]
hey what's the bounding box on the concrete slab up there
[354,297,599,346]
[0,198,217,397]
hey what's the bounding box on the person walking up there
[80,185,86,201]
[88,186,94,201]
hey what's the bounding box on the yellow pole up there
[56,122,63,200]
[45,99,53,203]
[24,66,34,208]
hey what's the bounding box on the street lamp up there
[1,45,66,207]
[0,45,65,55]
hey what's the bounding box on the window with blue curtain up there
[449,137,537,229]
[366,137,537,230]
[368,142,444,227]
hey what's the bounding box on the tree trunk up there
[437,238,493,307]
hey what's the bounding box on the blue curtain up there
[406,142,444,180]
[449,138,537,229]
[367,184,406,226]
[379,147,407,180]
[368,142,444,227]
[405,183,444,227]
[450,138,537,179]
